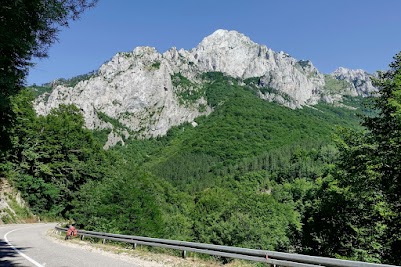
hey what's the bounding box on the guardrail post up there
[54,226,397,267]
[102,239,106,244]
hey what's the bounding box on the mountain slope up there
[109,73,366,192]
[33,30,376,146]
[70,73,368,252]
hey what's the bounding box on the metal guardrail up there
[55,226,400,267]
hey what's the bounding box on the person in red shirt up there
[65,224,78,240]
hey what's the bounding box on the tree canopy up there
[0,0,97,152]
[303,52,401,264]
[2,2,401,263]
[3,90,108,217]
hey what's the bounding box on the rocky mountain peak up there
[193,29,268,78]
[196,29,256,49]
[34,29,377,147]
[331,67,377,96]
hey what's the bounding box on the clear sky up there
[27,0,401,85]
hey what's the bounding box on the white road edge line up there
[4,226,45,267]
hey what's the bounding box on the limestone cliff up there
[35,47,210,145]
[34,29,376,144]
[331,67,377,96]
[193,29,325,107]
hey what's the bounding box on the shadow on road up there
[0,239,28,267]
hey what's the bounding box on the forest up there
[1,1,401,264]
[1,54,401,265]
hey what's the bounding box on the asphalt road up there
[0,223,140,267]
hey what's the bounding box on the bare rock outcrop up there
[192,30,325,107]
[34,29,377,142]
[331,67,377,96]
[35,47,210,139]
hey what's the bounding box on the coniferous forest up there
[2,1,401,265]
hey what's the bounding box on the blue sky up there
[28,0,401,85]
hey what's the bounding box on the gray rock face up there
[34,29,376,142]
[35,47,210,141]
[193,30,325,107]
[331,67,377,96]
[0,178,34,224]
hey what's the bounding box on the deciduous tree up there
[304,52,401,264]
[0,0,97,152]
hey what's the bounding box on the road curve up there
[0,223,141,267]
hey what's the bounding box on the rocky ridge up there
[331,67,377,96]
[34,30,377,146]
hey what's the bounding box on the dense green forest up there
[5,57,401,265]
[2,1,401,265]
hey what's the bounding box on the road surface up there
[0,223,141,267]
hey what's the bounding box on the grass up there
[8,196,32,219]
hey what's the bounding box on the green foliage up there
[198,103,207,112]
[92,129,112,145]
[27,84,53,98]
[8,196,32,219]
[72,156,195,239]
[147,72,361,192]
[0,208,16,224]
[2,90,108,217]
[6,1,373,257]
[172,73,191,87]
[323,75,354,94]
[297,60,311,68]
[53,71,97,88]
[201,72,239,108]
[171,73,205,105]
[303,52,401,264]
[243,76,262,86]
[243,76,293,102]
[151,62,161,69]
[74,71,364,252]
[72,171,165,236]
[192,172,303,250]
[0,0,97,153]
[3,66,383,260]
[259,87,292,102]
[97,111,130,133]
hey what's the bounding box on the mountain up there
[16,30,388,259]
[331,67,377,96]
[34,29,376,147]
